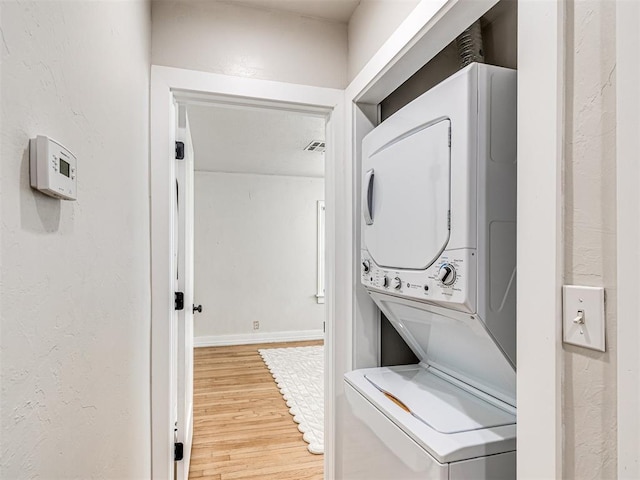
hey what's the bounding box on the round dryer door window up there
[363,119,451,270]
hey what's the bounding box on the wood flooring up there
[189,341,324,480]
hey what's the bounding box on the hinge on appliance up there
[174,442,184,461]
[175,141,185,160]
[175,292,184,311]
[448,210,451,230]
[448,128,451,147]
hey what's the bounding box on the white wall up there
[194,172,324,341]
[0,2,151,478]
[152,0,348,88]
[347,0,420,81]
[563,1,617,477]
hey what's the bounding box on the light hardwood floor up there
[189,340,324,480]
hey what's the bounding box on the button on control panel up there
[360,249,476,313]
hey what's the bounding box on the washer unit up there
[343,63,517,479]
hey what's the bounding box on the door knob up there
[193,304,202,313]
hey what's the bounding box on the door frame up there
[149,65,344,479]
[343,0,564,478]
[616,0,640,477]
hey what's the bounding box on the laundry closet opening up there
[188,100,327,478]
[342,0,518,477]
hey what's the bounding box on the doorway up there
[150,66,344,479]
[186,102,328,477]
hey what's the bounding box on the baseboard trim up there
[194,329,325,348]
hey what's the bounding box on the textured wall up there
[151,0,348,88]
[563,1,617,477]
[194,172,324,339]
[0,1,152,478]
[347,0,420,82]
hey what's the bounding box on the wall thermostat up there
[29,135,77,200]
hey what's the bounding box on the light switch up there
[562,285,605,352]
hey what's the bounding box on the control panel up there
[29,135,77,200]
[360,249,477,314]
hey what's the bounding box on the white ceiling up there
[223,0,360,23]
[187,104,326,178]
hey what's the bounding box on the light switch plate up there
[562,285,605,352]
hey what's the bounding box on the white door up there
[174,104,195,479]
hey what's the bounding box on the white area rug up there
[258,345,324,454]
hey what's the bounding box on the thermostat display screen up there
[59,158,70,177]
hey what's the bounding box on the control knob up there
[382,276,389,288]
[362,259,370,274]
[392,277,402,290]
[437,264,456,286]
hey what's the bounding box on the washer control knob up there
[382,276,389,288]
[392,277,402,290]
[437,264,456,286]
[362,260,370,274]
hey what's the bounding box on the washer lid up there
[364,367,515,435]
[345,365,517,464]
[363,119,451,270]
[370,292,517,406]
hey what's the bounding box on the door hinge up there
[448,127,451,147]
[175,141,185,160]
[448,210,451,230]
[174,442,184,461]
[175,292,184,311]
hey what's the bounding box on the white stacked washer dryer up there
[343,63,517,479]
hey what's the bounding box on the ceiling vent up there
[304,140,326,153]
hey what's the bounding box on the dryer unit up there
[344,63,517,479]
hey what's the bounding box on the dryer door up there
[363,119,451,270]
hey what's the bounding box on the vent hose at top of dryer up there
[456,20,485,68]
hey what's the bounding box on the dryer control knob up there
[362,260,370,274]
[392,277,402,290]
[437,264,456,286]
[382,276,389,288]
